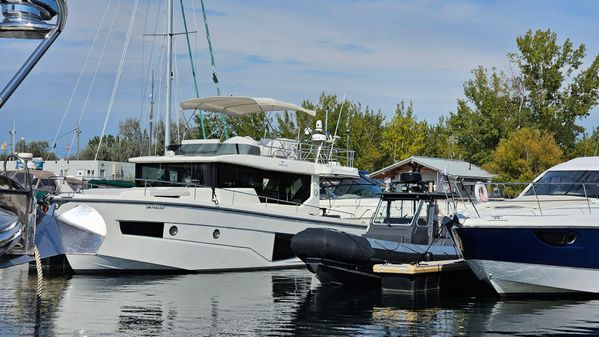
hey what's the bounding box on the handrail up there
[258,139,355,166]
[460,180,599,217]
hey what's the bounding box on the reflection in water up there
[1,265,599,335]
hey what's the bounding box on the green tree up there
[12,140,58,160]
[484,128,563,184]
[228,112,270,140]
[116,118,147,161]
[348,105,386,171]
[80,135,119,161]
[300,94,386,171]
[448,66,522,165]
[380,101,427,164]
[421,116,467,160]
[450,29,599,165]
[570,127,599,158]
[509,29,599,150]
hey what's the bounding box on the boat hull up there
[455,226,599,295]
[55,197,366,273]
[292,228,459,286]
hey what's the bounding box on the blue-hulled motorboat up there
[449,156,599,295]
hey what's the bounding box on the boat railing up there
[297,142,355,167]
[259,138,355,166]
[463,181,599,216]
[70,177,358,219]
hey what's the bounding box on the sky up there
[0,0,598,157]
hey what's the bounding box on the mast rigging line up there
[49,0,113,160]
[180,0,206,139]
[138,0,152,121]
[199,0,228,138]
[94,0,141,163]
[140,0,164,124]
[66,0,123,159]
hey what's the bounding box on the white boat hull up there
[467,259,599,295]
[55,194,366,273]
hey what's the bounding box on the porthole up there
[565,232,577,245]
[535,230,577,246]
[169,226,178,236]
[213,229,220,239]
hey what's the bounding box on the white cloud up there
[0,0,597,155]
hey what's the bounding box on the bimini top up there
[180,96,316,117]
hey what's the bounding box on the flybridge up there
[167,138,261,157]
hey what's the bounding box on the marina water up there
[2,266,599,336]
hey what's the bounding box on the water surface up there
[1,265,599,336]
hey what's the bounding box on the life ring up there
[474,182,489,202]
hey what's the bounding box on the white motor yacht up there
[51,96,372,273]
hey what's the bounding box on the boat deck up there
[373,259,475,294]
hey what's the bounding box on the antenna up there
[346,103,350,164]
[8,121,15,154]
[327,94,347,161]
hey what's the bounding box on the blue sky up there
[0,0,598,157]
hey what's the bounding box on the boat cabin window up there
[167,143,260,156]
[320,175,382,199]
[523,170,599,198]
[216,164,310,203]
[372,199,424,226]
[136,162,311,204]
[138,163,211,186]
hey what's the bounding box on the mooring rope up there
[33,245,43,336]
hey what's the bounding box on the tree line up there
[18,29,599,183]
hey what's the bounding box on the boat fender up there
[291,228,375,264]
[424,251,434,261]
[474,182,489,202]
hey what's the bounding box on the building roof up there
[370,156,493,180]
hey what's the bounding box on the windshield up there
[372,199,423,225]
[522,170,599,198]
[320,175,382,199]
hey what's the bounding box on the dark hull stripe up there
[455,227,599,269]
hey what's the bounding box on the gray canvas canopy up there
[180,96,316,117]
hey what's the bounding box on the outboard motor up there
[0,154,35,255]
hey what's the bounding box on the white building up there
[43,160,135,180]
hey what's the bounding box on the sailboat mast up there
[149,71,155,156]
[165,0,173,154]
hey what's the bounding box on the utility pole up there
[76,124,82,159]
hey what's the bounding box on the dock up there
[373,259,476,294]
